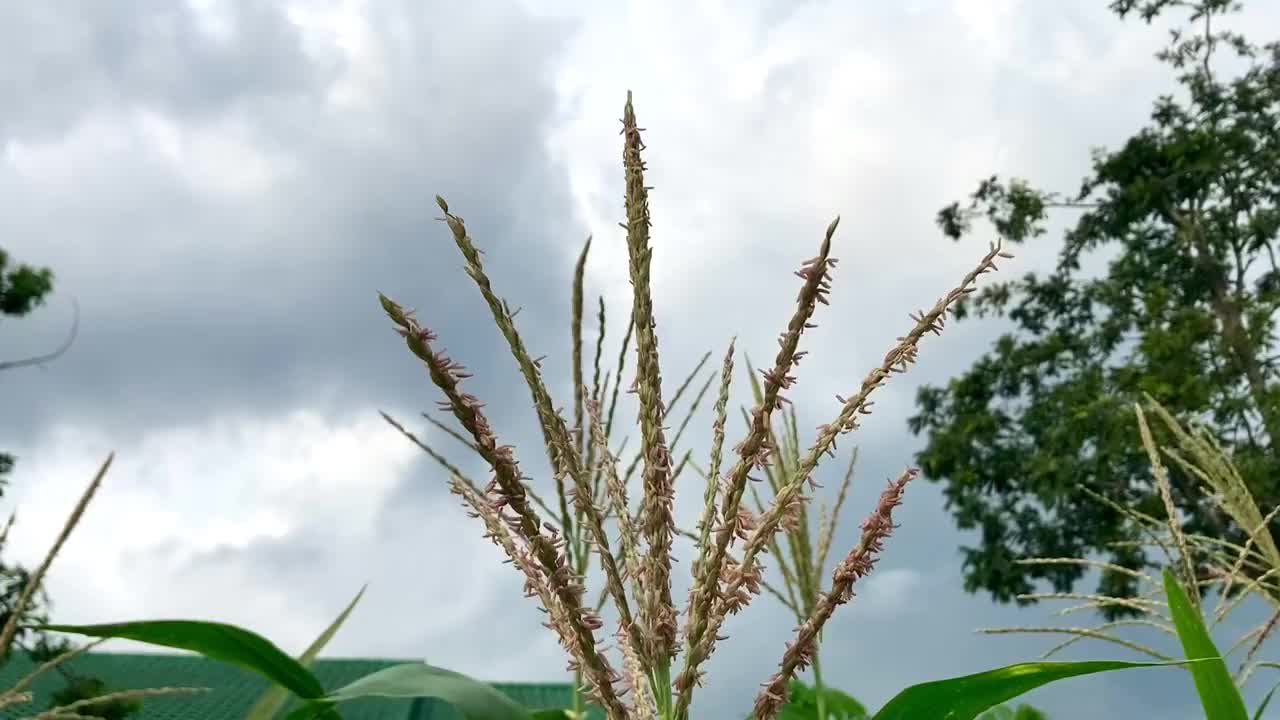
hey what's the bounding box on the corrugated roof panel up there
[0,653,604,720]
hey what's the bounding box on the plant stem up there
[573,669,584,719]
[572,522,591,718]
[653,663,673,720]
[812,653,827,720]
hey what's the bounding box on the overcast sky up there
[3,1,1280,718]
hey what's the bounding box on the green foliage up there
[781,680,868,720]
[975,704,1049,720]
[746,679,869,720]
[284,664,532,720]
[758,679,1054,720]
[48,675,143,720]
[907,0,1280,617]
[41,619,329,700]
[0,247,54,318]
[869,658,1183,720]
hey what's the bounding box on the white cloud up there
[851,567,925,616]
[3,406,421,648]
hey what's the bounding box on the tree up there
[908,0,1280,619]
[0,248,78,373]
[0,248,55,489]
[0,248,131,715]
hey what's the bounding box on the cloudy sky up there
[3,1,1280,718]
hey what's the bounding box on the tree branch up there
[0,297,79,372]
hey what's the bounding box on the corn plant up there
[37,92,1223,720]
[367,92,1194,720]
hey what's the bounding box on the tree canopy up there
[909,0,1280,618]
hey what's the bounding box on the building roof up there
[0,652,605,720]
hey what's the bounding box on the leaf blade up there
[872,659,1181,720]
[244,585,367,720]
[41,619,326,701]
[289,662,530,720]
[1162,567,1249,720]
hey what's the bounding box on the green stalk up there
[572,510,592,718]
[812,652,827,720]
[653,664,673,720]
[573,669,584,719]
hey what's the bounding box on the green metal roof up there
[0,652,605,720]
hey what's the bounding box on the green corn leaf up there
[814,686,869,720]
[41,619,327,701]
[1162,567,1249,720]
[871,659,1185,720]
[244,585,367,720]
[775,679,817,720]
[285,662,530,720]
[749,679,869,720]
